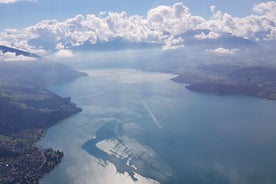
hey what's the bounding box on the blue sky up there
[0,0,271,30]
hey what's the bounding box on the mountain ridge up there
[0,45,40,59]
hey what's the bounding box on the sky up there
[0,0,272,30]
[0,0,275,60]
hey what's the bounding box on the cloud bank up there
[0,1,275,55]
[54,49,74,58]
[206,47,239,55]
[0,51,36,61]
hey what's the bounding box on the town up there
[0,128,63,184]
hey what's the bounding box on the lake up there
[40,68,276,184]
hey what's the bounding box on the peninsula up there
[172,64,276,100]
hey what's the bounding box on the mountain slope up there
[0,45,40,59]
[0,61,87,86]
[179,30,260,49]
[0,61,87,183]
[0,79,81,135]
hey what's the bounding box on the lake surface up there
[40,68,276,184]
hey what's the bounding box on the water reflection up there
[40,69,276,184]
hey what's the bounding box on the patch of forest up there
[0,79,81,135]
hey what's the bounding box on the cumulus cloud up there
[0,51,36,61]
[206,47,239,55]
[0,2,275,55]
[210,5,216,14]
[194,31,220,40]
[15,12,162,53]
[54,49,74,58]
[253,1,276,40]
[205,1,276,40]
[162,36,185,51]
[147,2,205,36]
[253,1,276,18]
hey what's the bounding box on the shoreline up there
[0,128,65,184]
[171,66,276,101]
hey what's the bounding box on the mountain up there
[73,30,261,52]
[0,79,82,135]
[73,38,161,51]
[178,29,260,50]
[28,29,264,53]
[0,61,87,86]
[0,70,82,183]
[0,45,40,58]
[0,60,86,183]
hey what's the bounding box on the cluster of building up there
[0,129,63,184]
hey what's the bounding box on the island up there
[0,61,87,184]
[172,64,276,100]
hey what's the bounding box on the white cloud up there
[162,36,185,51]
[98,11,107,17]
[204,1,276,40]
[54,49,74,58]
[147,3,205,36]
[162,44,184,51]
[194,31,220,40]
[18,12,162,52]
[0,0,36,4]
[0,0,16,3]
[0,2,275,55]
[206,47,239,55]
[210,5,216,14]
[253,1,276,40]
[253,1,276,19]
[267,27,276,40]
[0,51,36,61]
